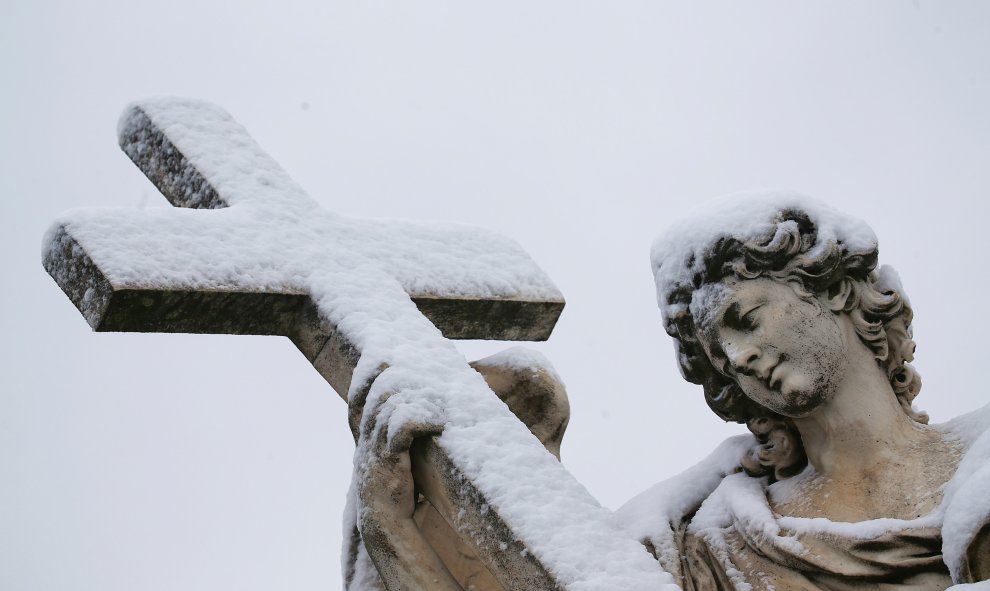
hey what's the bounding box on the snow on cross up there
[42,98,674,591]
[44,98,565,396]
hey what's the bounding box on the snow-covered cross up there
[43,98,565,398]
[42,99,672,591]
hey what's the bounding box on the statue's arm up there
[354,400,464,591]
[402,350,570,591]
[353,348,570,591]
[356,434,464,591]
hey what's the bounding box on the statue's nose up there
[730,345,762,375]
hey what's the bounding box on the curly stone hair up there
[658,207,925,481]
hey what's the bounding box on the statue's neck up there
[791,341,923,481]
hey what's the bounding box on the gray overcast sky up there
[2,2,989,589]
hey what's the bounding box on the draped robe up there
[615,405,990,590]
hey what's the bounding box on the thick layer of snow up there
[45,98,563,303]
[939,404,990,582]
[122,98,320,212]
[45,98,672,590]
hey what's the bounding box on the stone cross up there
[44,99,564,398]
[43,99,670,591]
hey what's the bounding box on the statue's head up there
[652,192,925,480]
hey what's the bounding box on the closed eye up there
[739,305,762,330]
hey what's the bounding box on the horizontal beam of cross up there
[44,225,563,398]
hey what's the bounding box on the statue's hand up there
[356,386,445,523]
[349,382,461,591]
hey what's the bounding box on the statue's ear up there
[825,278,852,312]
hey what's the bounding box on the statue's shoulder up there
[938,404,990,584]
[611,435,750,582]
[937,403,990,449]
[613,435,751,541]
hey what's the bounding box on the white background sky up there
[2,2,989,590]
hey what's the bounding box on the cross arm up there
[41,208,301,332]
[117,98,319,211]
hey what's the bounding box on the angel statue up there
[350,192,989,591]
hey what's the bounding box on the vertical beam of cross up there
[42,99,674,591]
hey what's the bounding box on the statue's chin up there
[754,382,830,419]
[774,395,827,419]
[773,369,843,418]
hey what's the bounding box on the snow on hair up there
[654,198,924,481]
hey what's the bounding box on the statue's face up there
[696,278,849,418]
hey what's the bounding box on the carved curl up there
[661,208,925,481]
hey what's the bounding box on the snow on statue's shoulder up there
[939,403,990,582]
[612,436,752,567]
